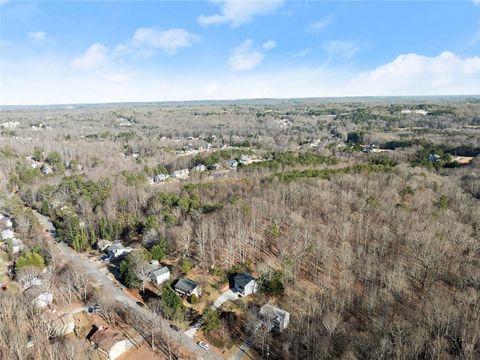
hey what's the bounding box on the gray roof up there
[233,272,254,288]
[174,278,198,293]
[107,244,123,252]
[150,266,170,277]
[260,304,289,321]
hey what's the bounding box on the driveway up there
[211,290,239,310]
[33,210,223,360]
[185,289,239,338]
[231,340,253,360]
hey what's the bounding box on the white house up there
[41,165,53,175]
[192,164,207,172]
[106,243,132,259]
[232,272,258,296]
[153,174,169,182]
[0,216,13,229]
[227,159,238,169]
[171,169,190,179]
[1,229,14,240]
[97,240,113,252]
[239,154,253,165]
[174,278,201,297]
[89,326,134,360]
[21,276,42,290]
[24,285,53,308]
[149,266,170,286]
[11,238,25,254]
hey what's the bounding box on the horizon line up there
[1,94,480,108]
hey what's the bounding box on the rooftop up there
[150,266,170,277]
[260,303,289,320]
[233,272,254,288]
[174,278,198,293]
[89,327,128,351]
[24,285,49,299]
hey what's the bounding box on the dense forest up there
[0,98,479,359]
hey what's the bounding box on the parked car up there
[197,341,209,350]
[170,324,180,332]
[136,301,145,307]
[88,304,101,313]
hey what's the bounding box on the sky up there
[1,0,480,105]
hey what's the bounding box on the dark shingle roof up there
[233,272,254,288]
[174,278,198,293]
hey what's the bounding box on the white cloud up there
[229,39,265,71]
[28,31,46,41]
[348,51,480,95]
[262,40,276,50]
[293,48,312,57]
[71,43,108,70]
[322,40,358,60]
[3,51,480,105]
[198,0,283,27]
[229,39,276,71]
[129,28,200,54]
[308,16,333,32]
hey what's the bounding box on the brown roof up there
[90,327,128,352]
[41,310,74,327]
[24,285,46,299]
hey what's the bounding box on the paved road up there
[33,210,223,360]
[231,341,253,360]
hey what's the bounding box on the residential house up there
[259,304,290,332]
[24,285,53,308]
[192,164,207,172]
[41,165,53,175]
[1,228,14,240]
[0,215,13,229]
[239,154,252,165]
[89,326,134,360]
[171,169,190,179]
[42,310,75,336]
[429,153,441,162]
[20,276,42,290]
[174,278,201,297]
[11,238,25,254]
[106,243,132,259]
[227,159,238,169]
[362,144,376,153]
[232,272,258,296]
[149,266,170,286]
[97,240,113,252]
[153,174,169,182]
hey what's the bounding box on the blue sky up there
[1,0,480,105]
